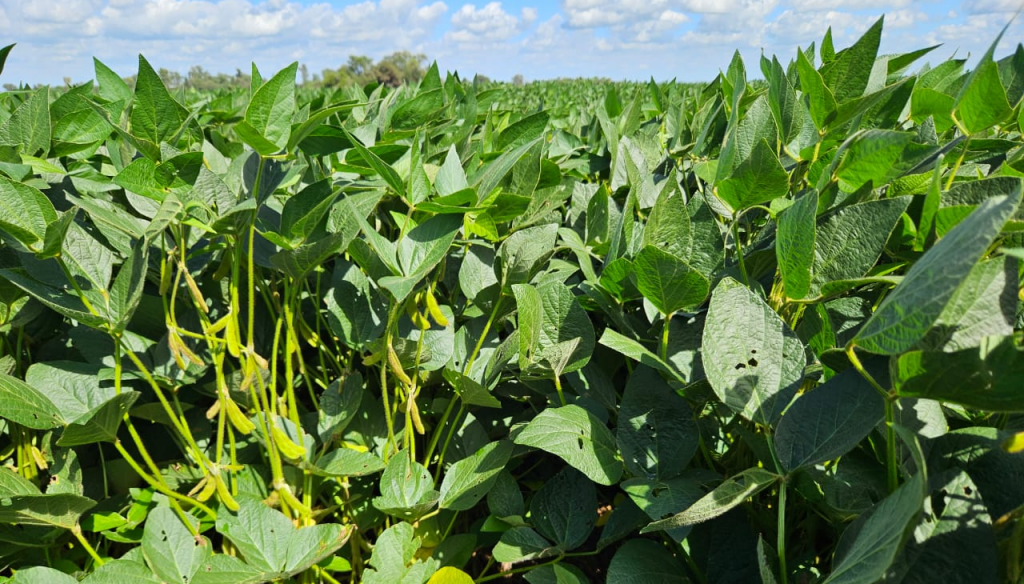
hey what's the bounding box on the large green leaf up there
[820,16,883,103]
[0,372,65,429]
[893,335,1024,411]
[633,246,709,315]
[617,366,698,480]
[530,467,596,551]
[372,451,439,520]
[716,139,790,212]
[641,468,778,532]
[439,440,513,511]
[142,505,209,584]
[512,281,595,379]
[853,190,1021,354]
[131,55,188,153]
[243,62,298,152]
[514,405,622,485]
[776,190,817,300]
[810,196,910,297]
[0,175,58,253]
[0,86,50,156]
[606,539,688,584]
[0,493,96,529]
[823,475,924,584]
[702,278,805,426]
[774,367,885,472]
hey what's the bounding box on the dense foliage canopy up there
[0,15,1023,584]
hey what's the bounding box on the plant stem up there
[777,480,789,584]
[732,218,749,286]
[71,525,104,567]
[885,397,898,493]
[660,311,673,362]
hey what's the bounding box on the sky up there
[0,0,1022,86]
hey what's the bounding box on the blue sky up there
[0,0,1021,86]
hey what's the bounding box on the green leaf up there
[0,372,65,429]
[244,62,297,151]
[307,448,385,477]
[893,335,1024,411]
[191,555,264,584]
[341,127,406,199]
[884,470,997,582]
[397,214,462,280]
[606,539,688,584]
[318,373,364,442]
[617,366,698,480]
[915,257,1018,352]
[435,145,469,197]
[642,468,778,532]
[0,87,50,156]
[702,278,805,426]
[94,58,131,103]
[363,522,434,584]
[835,130,915,192]
[0,175,58,253]
[498,224,558,287]
[0,493,96,529]
[716,139,790,213]
[810,196,911,297]
[131,55,187,153]
[525,563,591,584]
[428,566,476,584]
[514,405,623,485]
[439,440,513,511]
[512,281,595,378]
[216,496,294,574]
[643,180,691,261]
[622,477,703,539]
[0,43,14,77]
[0,467,40,497]
[37,207,78,260]
[108,243,149,333]
[10,567,78,584]
[530,467,597,551]
[633,246,709,315]
[142,505,209,584]
[820,16,883,102]
[955,60,1012,134]
[797,49,837,130]
[372,451,439,520]
[474,137,542,204]
[82,559,165,584]
[853,190,1021,354]
[777,191,817,299]
[492,527,557,564]
[823,475,924,584]
[496,111,549,151]
[774,367,885,472]
[598,329,683,383]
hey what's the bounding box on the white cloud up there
[965,0,1024,13]
[445,2,536,45]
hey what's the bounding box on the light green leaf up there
[0,87,50,156]
[10,567,78,584]
[307,448,385,477]
[514,405,622,485]
[641,468,778,532]
[702,278,805,426]
[498,224,558,287]
[0,493,95,529]
[797,49,837,130]
[0,372,65,429]
[597,329,683,383]
[397,214,462,280]
[955,61,1012,134]
[131,55,188,153]
[372,451,439,520]
[94,58,131,103]
[428,566,476,584]
[777,191,817,299]
[142,505,209,584]
[512,281,595,379]
[853,190,1021,354]
[820,16,883,102]
[439,440,513,511]
[0,175,58,253]
[835,130,915,192]
[492,527,557,564]
[716,139,790,213]
[633,246,709,315]
[244,62,298,151]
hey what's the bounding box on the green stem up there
[553,375,566,406]
[732,219,749,287]
[885,397,898,493]
[945,135,971,191]
[660,312,673,362]
[475,555,564,583]
[71,525,104,567]
[777,481,789,584]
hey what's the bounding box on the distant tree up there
[299,63,309,85]
[512,74,525,86]
[375,51,427,86]
[475,73,491,84]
